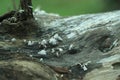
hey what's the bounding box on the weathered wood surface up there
[34,10,120,80]
[0,55,60,80]
[34,10,120,66]
[0,9,120,80]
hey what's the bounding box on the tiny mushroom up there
[40,39,47,48]
[29,54,33,57]
[68,44,78,54]
[10,17,17,22]
[41,39,47,45]
[38,50,47,56]
[49,37,58,45]
[11,38,16,43]
[40,58,44,62]
[19,9,24,13]
[58,48,63,52]
[53,34,63,41]
[55,52,59,57]
[69,44,74,50]
[28,6,33,9]
[28,40,34,46]
[80,62,89,71]
[23,39,27,43]
[82,65,88,71]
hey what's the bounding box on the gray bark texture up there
[20,0,34,20]
[34,10,120,80]
[34,10,120,65]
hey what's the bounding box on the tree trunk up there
[20,0,34,20]
[0,0,37,37]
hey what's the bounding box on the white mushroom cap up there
[40,58,44,62]
[69,44,74,50]
[82,65,88,71]
[29,55,33,57]
[53,34,63,41]
[55,52,59,57]
[38,50,47,55]
[11,38,16,42]
[58,48,63,52]
[19,9,24,13]
[41,39,47,45]
[28,41,34,46]
[23,39,27,43]
[49,37,58,45]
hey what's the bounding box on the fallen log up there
[0,7,120,80]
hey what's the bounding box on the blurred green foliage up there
[0,0,120,16]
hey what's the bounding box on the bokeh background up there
[0,0,120,16]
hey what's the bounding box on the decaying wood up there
[0,54,60,80]
[0,11,16,22]
[33,10,120,80]
[48,66,70,74]
[34,10,120,66]
[0,5,120,80]
[0,0,37,37]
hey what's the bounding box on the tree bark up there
[20,0,34,20]
[34,10,120,67]
[33,10,120,80]
[0,0,37,37]
[0,54,60,80]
